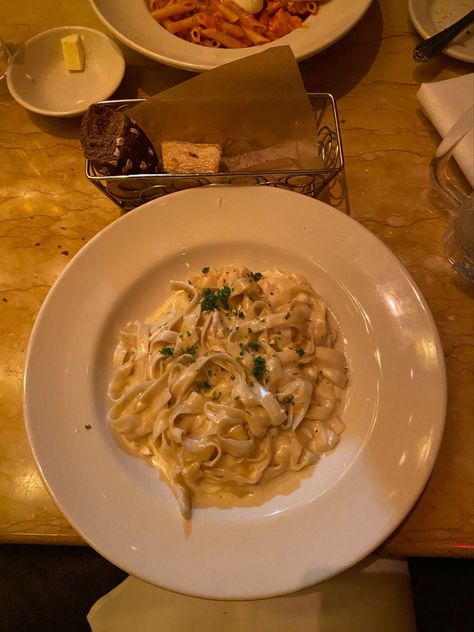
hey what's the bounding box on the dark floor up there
[0,545,472,632]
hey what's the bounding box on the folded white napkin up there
[417,73,474,187]
[87,557,416,632]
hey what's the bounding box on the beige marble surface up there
[0,0,473,557]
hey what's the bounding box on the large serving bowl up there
[89,0,373,71]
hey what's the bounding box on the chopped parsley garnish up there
[248,271,263,282]
[84,424,92,430]
[252,356,267,381]
[183,345,198,357]
[202,266,210,273]
[282,395,294,404]
[201,286,232,311]
[160,347,174,357]
[296,347,305,357]
[238,310,245,319]
[194,381,212,392]
[230,375,235,380]
[248,340,261,352]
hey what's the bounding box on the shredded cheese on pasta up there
[108,266,347,519]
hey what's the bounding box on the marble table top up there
[0,0,472,558]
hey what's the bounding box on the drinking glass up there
[431,142,474,284]
[0,36,11,81]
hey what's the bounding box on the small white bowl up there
[6,26,125,117]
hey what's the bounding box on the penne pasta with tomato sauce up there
[148,0,319,48]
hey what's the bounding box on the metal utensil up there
[413,10,474,62]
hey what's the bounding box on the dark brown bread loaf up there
[80,104,159,176]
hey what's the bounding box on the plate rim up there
[408,0,474,64]
[5,26,126,117]
[88,0,373,71]
[23,186,447,599]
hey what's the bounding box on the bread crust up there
[80,105,159,176]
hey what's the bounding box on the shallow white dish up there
[23,186,446,600]
[89,0,373,72]
[6,26,125,117]
[409,0,474,64]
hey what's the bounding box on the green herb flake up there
[283,395,294,404]
[238,311,245,319]
[296,347,305,357]
[230,375,235,380]
[248,271,263,282]
[202,266,210,273]
[84,424,92,430]
[248,340,261,352]
[201,286,232,312]
[252,356,267,381]
[160,347,174,357]
[194,381,212,392]
[183,345,198,357]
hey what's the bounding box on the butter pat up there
[61,34,85,72]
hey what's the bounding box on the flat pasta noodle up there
[147,0,319,48]
[108,266,348,519]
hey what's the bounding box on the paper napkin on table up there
[87,557,416,632]
[417,73,474,187]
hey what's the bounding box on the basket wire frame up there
[85,93,344,212]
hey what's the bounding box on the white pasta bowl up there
[89,0,373,71]
[23,186,446,600]
[6,26,125,117]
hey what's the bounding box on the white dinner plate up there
[24,186,446,600]
[409,0,474,64]
[89,0,373,71]
[6,27,125,117]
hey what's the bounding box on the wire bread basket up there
[85,93,344,212]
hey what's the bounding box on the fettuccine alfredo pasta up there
[108,266,347,519]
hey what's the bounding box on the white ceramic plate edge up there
[23,186,447,599]
[408,0,474,64]
[88,0,373,71]
[6,26,125,117]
